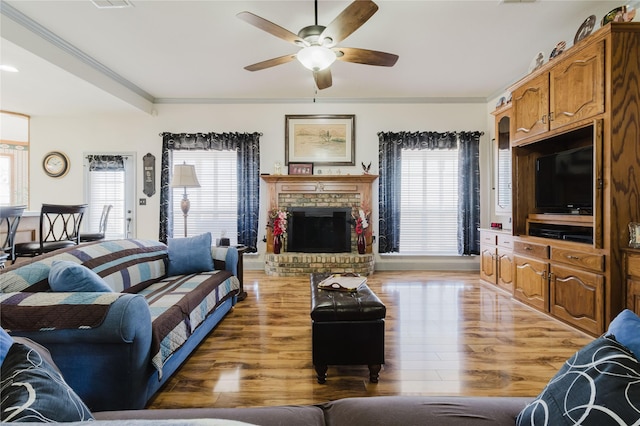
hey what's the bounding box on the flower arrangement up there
[352,209,369,236]
[268,208,288,237]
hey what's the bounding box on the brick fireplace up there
[262,174,377,276]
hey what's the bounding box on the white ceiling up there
[0,0,636,116]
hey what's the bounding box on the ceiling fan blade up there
[314,69,332,90]
[334,47,398,67]
[237,11,305,46]
[319,0,379,47]
[244,54,297,72]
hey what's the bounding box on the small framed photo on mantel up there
[285,114,355,166]
[288,162,314,175]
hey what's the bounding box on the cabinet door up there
[494,111,512,214]
[550,264,604,335]
[514,255,549,311]
[480,246,497,284]
[628,278,640,316]
[497,249,514,293]
[512,73,549,144]
[550,41,604,130]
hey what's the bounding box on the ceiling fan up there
[237,0,399,90]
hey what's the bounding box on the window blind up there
[172,150,238,243]
[85,155,129,240]
[399,148,459,255]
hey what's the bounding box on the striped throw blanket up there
[139,270,239,379]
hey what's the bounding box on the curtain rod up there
[159,132,264,137]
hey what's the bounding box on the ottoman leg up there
[315,364,328,384]
[368,364,381,383]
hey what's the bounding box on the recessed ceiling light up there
[0,65,19,72]
[91,0,134,9]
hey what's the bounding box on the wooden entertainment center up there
[481,23,640,335]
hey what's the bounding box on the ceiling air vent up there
[91,0,134,9]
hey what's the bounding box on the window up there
[399,148,458,255]
[0,112,29,206]
[84,154,136,239]
[172,150,237,243]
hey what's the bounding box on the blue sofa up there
[0,238,240,412]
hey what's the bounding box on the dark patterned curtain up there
[457,132,482,255]
[86,155,125,171]
[378,132,482,254]
[230,132,261,253]
[377,132,457,253]
[159,132,260,252]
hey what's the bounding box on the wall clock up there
[42,151,70,178]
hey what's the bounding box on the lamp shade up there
[297,46,336,71]
[171,164,200,188]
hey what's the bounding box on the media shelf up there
[526,219,593,244]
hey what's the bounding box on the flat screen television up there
[535,145,593,214]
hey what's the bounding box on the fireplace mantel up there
[261,174,378,206]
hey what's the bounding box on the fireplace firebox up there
[287,207,352,253]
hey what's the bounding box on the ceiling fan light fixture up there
[297,46,336,71]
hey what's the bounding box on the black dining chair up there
[13,204,88,262]
[80,204,112,242]
[0,205,27,268]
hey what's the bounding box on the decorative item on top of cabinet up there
[629,222,640,248]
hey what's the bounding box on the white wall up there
[29,101,491,270]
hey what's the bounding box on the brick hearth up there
[264,253,375,276]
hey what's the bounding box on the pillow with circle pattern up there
[1,340,94,422]
[516,335,640,426]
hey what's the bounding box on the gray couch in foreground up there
[93,396,532,425]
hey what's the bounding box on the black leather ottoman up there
[310,273,386,384]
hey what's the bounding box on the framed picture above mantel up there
[285,114,355,166]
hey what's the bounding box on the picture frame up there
[285,114,355,166]
[288,162,314,175]
[630,222,640,248]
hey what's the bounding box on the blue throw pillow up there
[607,309,640,360]
[0,328,13,367]
[167,232,214,276]
[0,342,94,422]
[516,336,640,426]
[48,260,113,292]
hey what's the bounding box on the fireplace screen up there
[287,207,352,253]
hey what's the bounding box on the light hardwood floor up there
[148,270,593,409]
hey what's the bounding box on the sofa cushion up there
[49,260,113,293]
[322,396,531,426]
[606,308,640,360]
[167,233,214,276]
[516,335,640,426]
[94,405,325,426]
[0,339,94,422]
